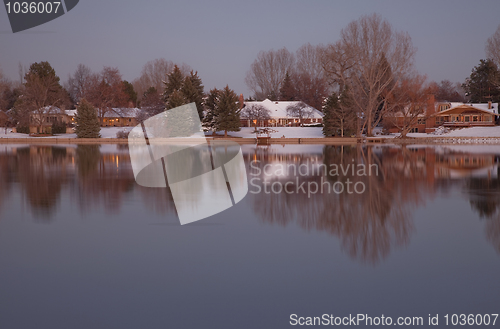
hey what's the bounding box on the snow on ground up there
[442,126,500,137]
[4,125,500,140]
[0,127,133,139]
[212,127,325,138]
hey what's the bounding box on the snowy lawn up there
[0,127,133,139]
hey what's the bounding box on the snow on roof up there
[466,103,499,114]
[37,106,64,114]
[443,103,499,115]
[243,99,323,119]
[104,108,141,118]
[65,109,77,117]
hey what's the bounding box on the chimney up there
[427,94,436,115]
[488,101,492,109]
[239,94,244,109]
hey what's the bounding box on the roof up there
[65,109,77,117]
[243,99,323,119]
[103,108,141,118]
[436,103,499,116]
[36,106,65,114]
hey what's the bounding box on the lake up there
[0,143,499,328]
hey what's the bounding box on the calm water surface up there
[0,143,499,328]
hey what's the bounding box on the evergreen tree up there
[279,71,296,101]
[163,65,184,101]
[122,80,137,106]
[216,85,241,137]
[75,98,100,138]
[463,59,500,103]
[323,89,357,137]
[15,61,69,133]
[180,73,204,119]
[166,89,187,110]
[202,88,220,134]
[181,71,204,119]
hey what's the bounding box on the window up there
[417,118,426,125]
[464,116,469,122]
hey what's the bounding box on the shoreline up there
[2,136,500,144]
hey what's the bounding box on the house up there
[29,106,73,134]
[433,101,498,128]
[101,108,140,127]
[241,99,323,128]
[385,98,499,134]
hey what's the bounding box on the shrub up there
[16,126,30,134]
[51,121,67,134]
[116,130,130,139]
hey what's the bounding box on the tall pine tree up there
[163,65,184,101]
[323,88,357,137]
[181,72,204,119]
[216,86,240,137]
[75,98,101,138]
[166,89,187,110]
[463,59,500,103]
[202,88,220,134]
[279,71,296,101]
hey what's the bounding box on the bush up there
[116,130,130,139]
[52,121,67,134]
[16,126,30,134]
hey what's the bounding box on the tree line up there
[0,58,241,137]
[1,13,500,137]
[245,14,500,137]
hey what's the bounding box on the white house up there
[241,99,323,127]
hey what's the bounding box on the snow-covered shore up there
[0,127,133,139]
[3,126,500,141]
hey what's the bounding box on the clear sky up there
[1,0,499,97]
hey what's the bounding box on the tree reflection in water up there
[248,144,440,265]
[465,171,500,254]
[2,144,500,257]
[14,146,68,221]
[0,145,176,221]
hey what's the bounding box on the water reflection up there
[245,144,500,264]
[1,143,500,262]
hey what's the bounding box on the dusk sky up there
[1,0,499,97]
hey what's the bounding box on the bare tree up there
[286,101,314,126]
[66,64,94,103]
[245,47,295,100]
[86,67,128,122]
[137,87,164,123]
[486,24,500,67]
[241,104,271,131]
[384,74,429,138]
[320,14,416,136]
[132,59,191,103]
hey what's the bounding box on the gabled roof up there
[244,99,323,119]
[104,108,141,118]
[65,109,77,117]
[435,104,499,116]
[36,106,65,114]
